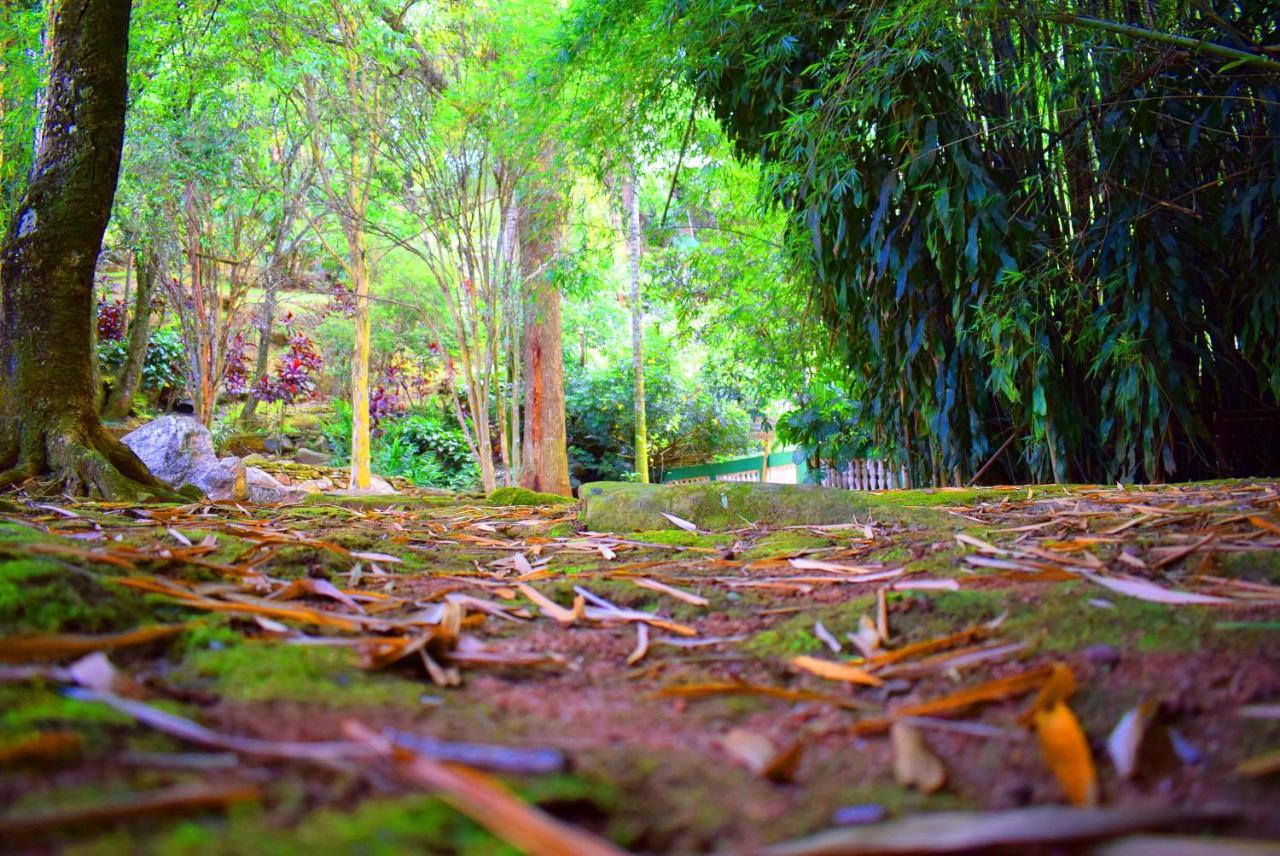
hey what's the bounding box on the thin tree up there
[101,245,160,420]
[621,172,649,483]
[0,0,174,498]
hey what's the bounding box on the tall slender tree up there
[621,173,649,483]
[0,0,174,498]
[518,150,571,496]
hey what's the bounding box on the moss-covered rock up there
[579,481,946,532]
[486,487,574,506]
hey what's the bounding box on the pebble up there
[832,804,886,826]
[1082,643,1120,666]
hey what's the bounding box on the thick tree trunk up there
[0,0,174,499]
[622,173,649,484]
[517,165,570,496]
[102,249,156,420]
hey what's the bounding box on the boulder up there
[245,467,305,504]
[292,447,330,466]
[122,416,246,500]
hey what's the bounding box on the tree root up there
[0,422,183,502]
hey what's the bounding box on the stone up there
[330,475,397,496]
[122,415,247,501]
[245,467,305,504]
[240,453,268,466]
[295,478,334,493]
[578,480,937,532]
[292,447,330,466]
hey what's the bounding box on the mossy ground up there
[1,480,1278,851]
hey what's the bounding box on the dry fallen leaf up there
[790,654,883,687]
[343,721,628,856]
[719,728,803,784]
[852,664,1055,735]
[1235,747,1280,778]
[759,805,1238,856]
[1083,572,1233,605]
[0,624,188,663]
[1035,700,1099,806]
[659,511,699,532]
[891,722,947,793]
[1107,702,1158,779]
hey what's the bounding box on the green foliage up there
[567,0,1280,484]
[97,325,186,395]
[777,377,874,476]
[565,350,753,483]
[324,401,480,491]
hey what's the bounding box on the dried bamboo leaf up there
[343,721,628,856]
[791,655,884,687]
[760,806,1237,856]
[891,722,947,794]
[1035,701,1099,806]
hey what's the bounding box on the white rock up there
[122,416,246,500]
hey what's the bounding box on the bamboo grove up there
[575,0,1280,484]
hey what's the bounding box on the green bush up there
[565,354,753,484]
[323,401,479,491]
[97,325,185,395]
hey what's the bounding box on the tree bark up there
[348,228,372,490]
[0,0,176,499]
[622,173,649,484]
[517,160,570,497]
[102,249,156,420]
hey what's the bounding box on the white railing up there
[819,458,910,490]
[664,459,905,490]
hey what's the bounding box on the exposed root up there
[2,423,183,502]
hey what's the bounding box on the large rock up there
[122,416,246,500]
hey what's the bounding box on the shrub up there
[322,402,478,491]
[97,325,186,395]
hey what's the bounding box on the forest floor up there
[1,480,1279,854]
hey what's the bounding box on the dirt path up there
[1,482,1279,853]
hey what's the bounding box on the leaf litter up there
[0,481,1278,851]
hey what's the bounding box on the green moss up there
[68,773,627,856]
[1216,549,1280,584]
[0,558,156,635]
[628,529,732,548]
[899,584,1221,654]
[174,640,424,707]
[743,598,875,657]
[741,530,833,559]
[544,522,579,538]
[299,494,461,510]
[0,683,133,740]
[486,487,575,506]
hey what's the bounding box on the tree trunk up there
[0,0,175,499]
[102,249,156,420]
[239,277,276,425]
[622,173,649,483]
[517,162,571,497]
[348,228,372,490]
